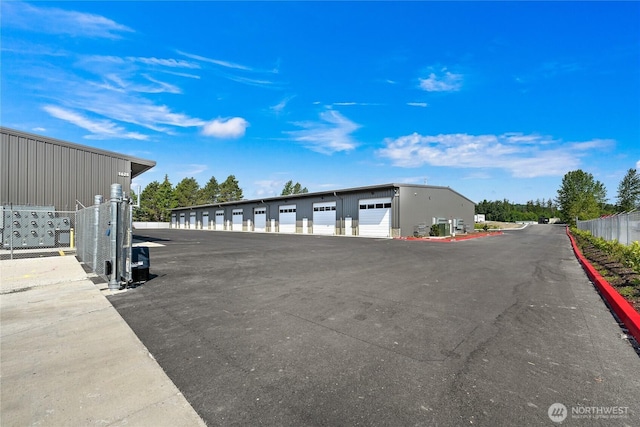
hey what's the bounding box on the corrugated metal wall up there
[172,187,398,234]
[171,185,477,238]
[1,128,132,210]
[397,185,475,235]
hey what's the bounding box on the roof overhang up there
[1,126,156,178]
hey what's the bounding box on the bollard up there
[108,184,122,290]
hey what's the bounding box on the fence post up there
[9,204,14,260]
[93,195,103,272]
[108,184,122,290]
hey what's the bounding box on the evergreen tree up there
[292,182,309,194]
[174,177,201,207]
[281,180,308,195]
[200,176,220,204]
[156,175,176,222]
[218,175,243,202]
[281,180,294,196]
[139,181,161,221]
[616,168,640,212]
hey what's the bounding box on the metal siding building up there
[171,183,474,238]
[1,127,156,210]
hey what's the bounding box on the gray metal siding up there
[1,129,134,210]
[172,187,399,234]
[397,186,475,235]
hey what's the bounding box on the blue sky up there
[2,1,639,204]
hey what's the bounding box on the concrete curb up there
[566,227,640,344]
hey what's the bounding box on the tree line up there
[133,176,308,222]
[476,168,640,226]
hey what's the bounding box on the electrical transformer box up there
[1,205,72,249]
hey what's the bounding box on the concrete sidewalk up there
[0,256,206,427]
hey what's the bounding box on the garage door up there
[179,213,186,229]
[359,198,392,237]
[215,210,224,230]
[232,209,243,231]
[189,212,197,229]
[254,208,266,232]
[279,204,296,233]
[313,202,336,235]
[202,212,209,229]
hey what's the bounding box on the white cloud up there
[419,68,463,92]
[407,102,428,107]
[570,139,615,151]
[377,132,611,178]
[201,117,249,139]
[176,51,255,71]
[132,57,200,69]
[2,2,134,39]
[43,105,148,140]
[288,110,360,154]
[332,102,381,107]
[271,95,296,115]
[253,180,284,197]
[176,51,280,88]
[636,160,640,170]
[176,164,208,176]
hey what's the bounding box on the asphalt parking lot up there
[109,225,640,426]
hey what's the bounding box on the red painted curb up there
[566,227,640,344]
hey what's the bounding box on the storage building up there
[171,183,475,238]
[1,127,156,210]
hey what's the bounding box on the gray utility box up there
[131,246,150,283]
[1,206,71,248]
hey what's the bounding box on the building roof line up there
[172,182,475,211]
[0,127,156,178]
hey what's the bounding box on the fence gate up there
[76,184,133,289]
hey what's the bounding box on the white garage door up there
[215,210,224,230]
[171,214,177,229]
[254,208,266,232]
[179,213,186,229]
[202,212,209,229]
[232,209,243,231]
[359,198,392,237]
[279,204,296,233]
[313,202,336,235]
[189,212,197,229]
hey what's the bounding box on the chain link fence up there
[76,188,133,287]
[1,206,75,260]
[577,211,640,246]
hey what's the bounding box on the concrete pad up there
[0,256,87,292]
[0,258,205,427]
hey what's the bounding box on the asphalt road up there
[108,225,640,426]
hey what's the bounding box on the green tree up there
[156,174,177,222]
[556,170,607,226]
[131,189,144,221]
[218,175,243,202]
[138,181,161,221]
[174,177,201,207]
[281,180,293,196]
[616,168,640,212]
[281,180,308,195]
[200,176,220,204]
[292,182,308,194]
